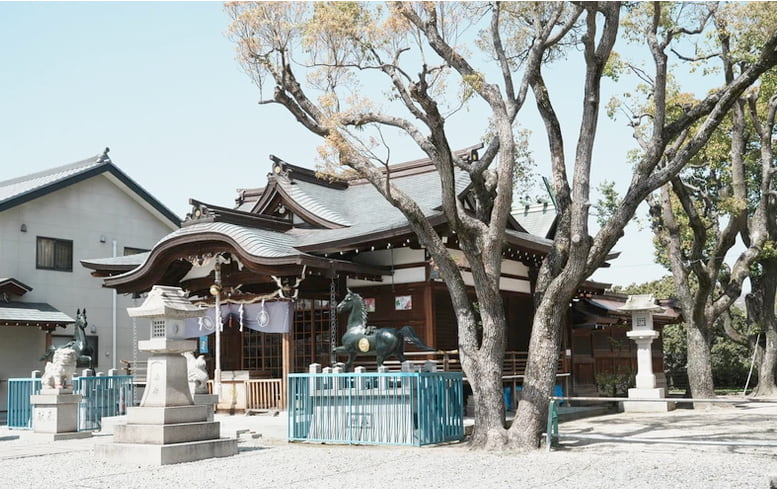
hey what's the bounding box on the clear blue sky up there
[0,1,670,287]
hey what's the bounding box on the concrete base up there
[623,387,676,412]
[95,437,237,465]
[31,393,82,434]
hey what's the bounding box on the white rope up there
[743,332,761,396]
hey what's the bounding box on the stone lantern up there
[619,294,675,412]
[129,285,205,407]
[96,285,237,465]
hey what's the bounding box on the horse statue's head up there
[75,309,87,330]
[336,289,368,328]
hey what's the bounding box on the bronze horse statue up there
[41,309,94,369]
[334,289,435,371]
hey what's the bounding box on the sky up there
[0,2,674,288]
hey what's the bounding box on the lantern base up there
[623,387,676,412]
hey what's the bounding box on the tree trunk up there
[749,263,777,397]
[509,279,573,449]
[463,298,509,448]
[466,353,508,448]
[686,318,716,403]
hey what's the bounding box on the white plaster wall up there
[348,248,426,288]
[0,327,44,412]
[0,174,177,410]
[347,247,531,293]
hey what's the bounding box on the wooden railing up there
[245,378,283,412]
[120,360,147,384]
[334,350,567,379]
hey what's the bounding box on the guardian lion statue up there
[184,351,209,395]
[41,347,77,390]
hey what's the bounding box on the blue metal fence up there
[7,375,134,431]
[288,371,464,446]
[7,378,41,429]
[74,376,134,431]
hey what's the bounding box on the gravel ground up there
[2,404,777,489]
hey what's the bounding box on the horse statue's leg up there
[345,351,357,372]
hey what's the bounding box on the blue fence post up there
[546,399,559,452]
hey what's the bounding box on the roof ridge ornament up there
[96,147,111,163]
[270,154,290,180]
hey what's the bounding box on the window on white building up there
[36,236,73,272]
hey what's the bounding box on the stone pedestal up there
[623,387,676,413]
[30,388,92,440]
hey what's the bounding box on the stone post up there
[619,294,675,412]
[377,365,390,391]
[309,363,322,393]
[323,366,332,390]
[332,365,344,391]
[354,366,367,390]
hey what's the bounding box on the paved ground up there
[1,403,777,488]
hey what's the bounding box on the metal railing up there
[7,375,134,431]
[288,371,464,446]
[74,375,134,431]
[7,378,41,429]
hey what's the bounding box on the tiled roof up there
[82,253,149,268]
[292,168,465,248]
[276,177,352,227]
[0,149,180,226]
[160,222,299,259]
[512,202,557,239]
[0,302,74,326]
[0,277,33,297]
[84,152,556,282]
[0,154,106,209]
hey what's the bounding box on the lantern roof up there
[127,285,206,319]
[618,294,664,313]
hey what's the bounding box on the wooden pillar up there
[281,332,291,409]
[44,329,53,351]
[423,283,435,347]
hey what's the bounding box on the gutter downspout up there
[112,240,117,370]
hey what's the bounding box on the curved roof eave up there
[102,223,389,291]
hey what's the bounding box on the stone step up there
[95,437,238,465]
[126,405,210,425]
[113,421,221,445]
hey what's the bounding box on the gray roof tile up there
[0,302,74,325]
[0,155,104,206]
[162,222,299,258]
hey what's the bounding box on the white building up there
[0,148,179,411]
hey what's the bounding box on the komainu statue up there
[184,351,209,395]
[40,347,77,390]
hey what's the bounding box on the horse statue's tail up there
[399,326,436,351]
